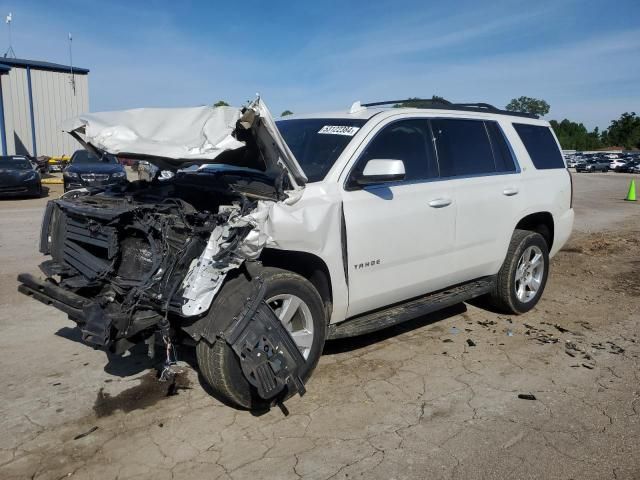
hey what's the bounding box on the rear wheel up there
[196,267,326,410]
[487,229,549,314]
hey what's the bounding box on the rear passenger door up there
[430,118,522,281]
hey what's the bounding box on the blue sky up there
[2,0,638,129]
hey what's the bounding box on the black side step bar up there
[327,277,495,340]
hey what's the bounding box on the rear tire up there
[196,267,326,410]
[487,229,549,314]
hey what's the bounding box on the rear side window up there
[431,119,495,177]
[485,122,517,172]
[513,123,564,169]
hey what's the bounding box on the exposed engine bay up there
[35,166,277,352]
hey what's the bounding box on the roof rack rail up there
[359,98,538,119]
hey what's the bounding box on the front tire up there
[196,267,326,410]
[487,229,549,314]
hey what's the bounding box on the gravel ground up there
[0,173,638,480]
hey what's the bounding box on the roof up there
[279,105,548,126]
[279,99,543,123]
[0,57,89,74]
[279,108,385,121]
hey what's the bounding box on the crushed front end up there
[18,168,277,354]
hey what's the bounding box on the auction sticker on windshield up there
[318,125,360,136]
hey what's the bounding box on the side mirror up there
[355,159,406,186]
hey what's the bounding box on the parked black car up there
[63,150,127,192]
[575,158,610,172]
[0,156,42,197]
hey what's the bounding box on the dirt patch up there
[93,370,191,417]
[561,231,640,256]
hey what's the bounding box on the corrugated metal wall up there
[31,70,89,156]
[1,68,32,155]
[1,67,89,157]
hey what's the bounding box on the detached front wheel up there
[196,267,326,410]
[488,229,549,314]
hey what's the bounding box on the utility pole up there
[68,32,76,95]
[4,12,16,58]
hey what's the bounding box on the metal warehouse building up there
[0,58,89,157]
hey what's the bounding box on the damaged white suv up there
[18,98,574,409]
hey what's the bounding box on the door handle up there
[503,187,519,196]
[428,197,452,208]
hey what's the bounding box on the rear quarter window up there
[513,123,564,169]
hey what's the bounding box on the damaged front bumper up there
[17,271,307,402]
[17,272,162,351]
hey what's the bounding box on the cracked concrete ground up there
[0,173,639,480]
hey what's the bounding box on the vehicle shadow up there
[55,326,156,377]
[323,302,467,355]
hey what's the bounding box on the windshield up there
[277,118,366,182]
[72,150,118,164]
[1,157,32,170]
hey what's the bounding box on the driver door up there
[341,118,457,317]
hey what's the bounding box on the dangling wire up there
[159,333,177,382]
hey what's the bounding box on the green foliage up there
[281,110,294,117]
[601,112,640,149]
[505,96,550,116]
[213,100,230,107]
[550,119,602,150]
[393,96,449,108]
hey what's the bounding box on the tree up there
[213,100,230,107]
[549,119,602,150]
[601,112,640,149]
[505,96,550,116]
[393,96,449,108]
[281,110,294,117]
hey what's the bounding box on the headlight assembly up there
[111,171,126,178]
[63,171,79,179]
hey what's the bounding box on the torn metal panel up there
[180,201,273,316]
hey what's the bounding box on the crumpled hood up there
[61,98,307,188]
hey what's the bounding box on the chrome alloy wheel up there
[266,294,314,359]
[514,245,544,303]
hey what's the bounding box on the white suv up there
[19,98,574,409]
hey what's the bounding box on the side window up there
[431,119,496,177]
[512,123,564,169]
[485,121,517,172]
[355,119,438,181]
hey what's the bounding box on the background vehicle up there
[0,156,42,197]
[48,155,70,172]
[609,159,627,170]
[29,155,50,174]
[19,98,574,410]
[575,158,610,172]
[63,150,127,191]
[615,160,638,172]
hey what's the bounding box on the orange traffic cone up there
[625,179,636,201]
